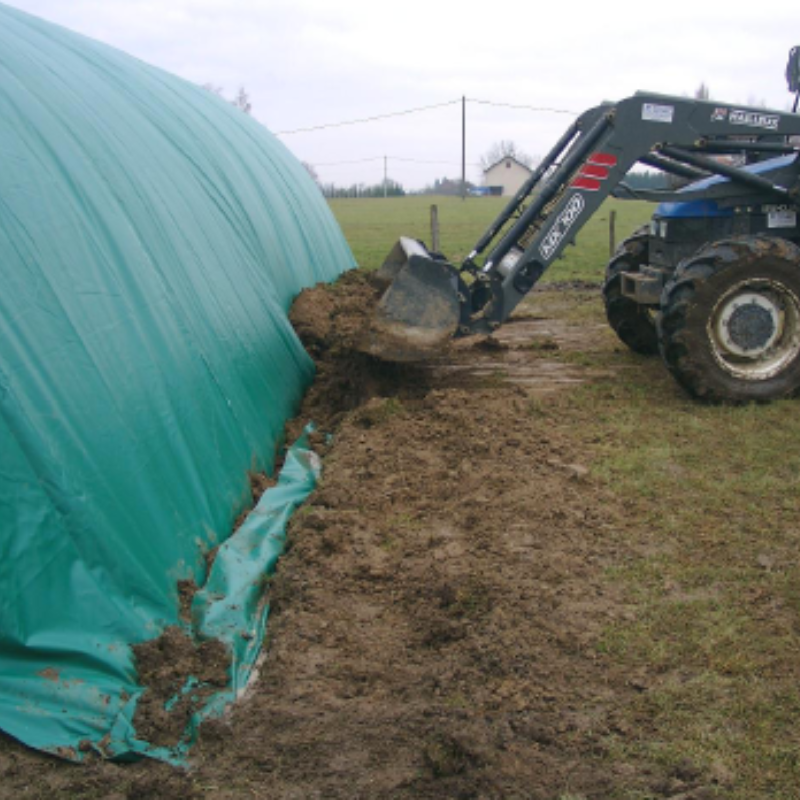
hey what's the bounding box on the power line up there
[467,97,578,115]
[275,96,577,137]
[391,156,481,166]
[313,156,384,167]
[275,99,461,135]
[312,155,482,169]
[286,96,575,188]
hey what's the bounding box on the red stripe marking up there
[580,164,610,179]
[587,152,618,166]
[571,177,602,191]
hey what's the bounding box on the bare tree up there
[480,140,536,170]
[695,82,711,100]
[201,83,252,114]
[232,87,252,115]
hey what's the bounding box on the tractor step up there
[621,267,667,305]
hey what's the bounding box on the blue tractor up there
[368,47,800,403]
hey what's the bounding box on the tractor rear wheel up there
[602,226,659,355]
[658,236,800,403]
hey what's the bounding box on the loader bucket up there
[361,238,463,361]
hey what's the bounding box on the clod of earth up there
[132,627,230,749]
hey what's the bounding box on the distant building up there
[483,156,533,197]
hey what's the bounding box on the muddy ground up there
[0,277,723,799]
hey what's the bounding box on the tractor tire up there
[658,236,800,403]
[602,226,659,355]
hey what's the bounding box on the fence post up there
[430,205,440,252]
[609,209,617,257]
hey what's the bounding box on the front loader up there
[363,46,800,403]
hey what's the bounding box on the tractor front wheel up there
[602,226,659,355]
[658,236,800,403]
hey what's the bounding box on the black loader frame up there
[453,93,800,336]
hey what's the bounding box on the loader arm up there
[461,93,800,335]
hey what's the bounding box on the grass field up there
[328,194,654,281]
[326,195,800,798]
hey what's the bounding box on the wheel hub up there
[709,281,800,380]
[718,293,779,356]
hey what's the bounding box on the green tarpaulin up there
[0,4,354,760]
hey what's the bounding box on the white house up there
[483,156,533,197]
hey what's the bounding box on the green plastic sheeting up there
[0,4,354,761]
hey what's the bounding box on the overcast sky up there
[4,1,800,190]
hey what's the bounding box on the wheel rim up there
[708,278,800,380]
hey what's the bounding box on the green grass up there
[328,194,652,282]
[558,347,800,798]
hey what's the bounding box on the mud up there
[289,269,382,358]
[286,270,430,438]
[0,281,722,799]
[132,627,230,749]
[231,471,279,532]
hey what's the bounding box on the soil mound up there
[287,270,431,438]
[289,270,380,356]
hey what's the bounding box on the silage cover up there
[0,4,354,759]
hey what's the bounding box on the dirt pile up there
[287,270,431,438]
[289,269,381,357]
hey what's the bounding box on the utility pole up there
[384,155,388,198]
[461,96,466,200]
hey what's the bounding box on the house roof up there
[483,155,534,174]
